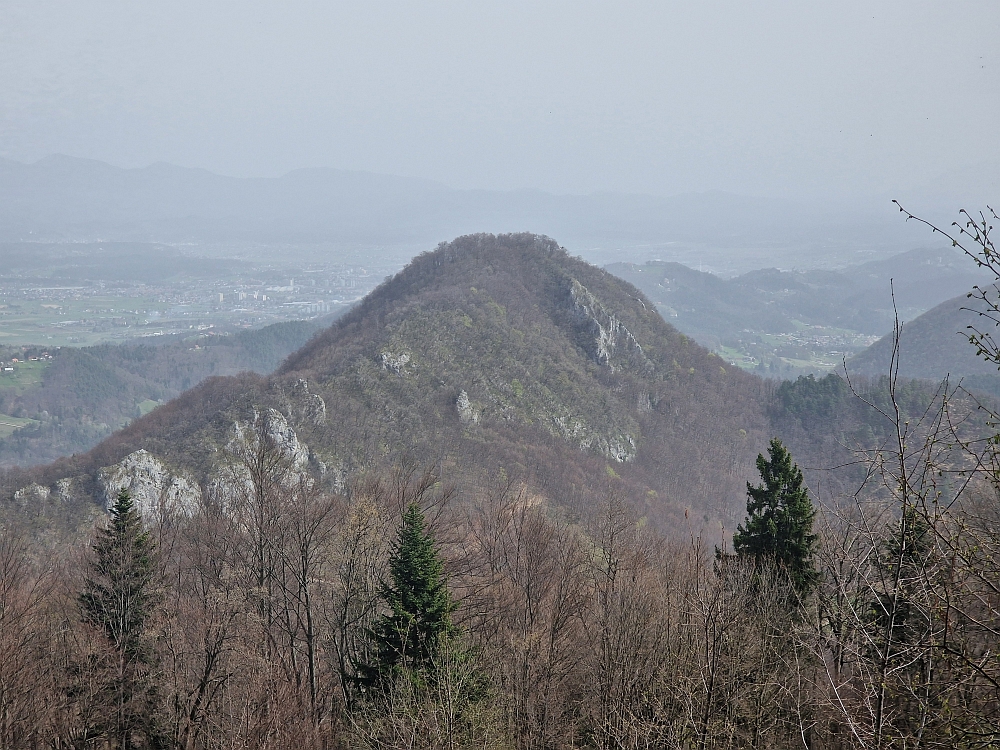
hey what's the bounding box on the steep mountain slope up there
[5,234,774,536]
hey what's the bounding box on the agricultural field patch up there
[0,360,49,392]
[137,399,161,416]
[0,413,39,438]
[0,295,172,347]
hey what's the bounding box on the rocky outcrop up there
[567,279,650,372]
[234,408,310,472]
[13,483,50,505]
[55,477,76,503]
[98,449,201,521]
[282,378,328,426]
[551,414,636,462]
[585,434,636,463]
[380,350,411,375]
[456,390,480,425]
[211,408,317,506]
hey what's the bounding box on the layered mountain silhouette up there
[7,234,777,535]
[0,155,927,264]
[608,247,991,349]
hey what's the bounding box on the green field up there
[0,295,173,347]
[0,360,49,391]
[718,345,758,370]
[780,355,842,370]
[137,399,161,416]
[0,413,39,438]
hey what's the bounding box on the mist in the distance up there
[1,0,996,204]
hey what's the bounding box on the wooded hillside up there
[2,233,999,748]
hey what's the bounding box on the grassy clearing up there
[780,355,841,370]
[137,399,161,416]
[0,413,39,438]
[717,345,758,370]
[0,360,49,391]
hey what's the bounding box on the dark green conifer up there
[81,489,158,654]
[872,504,933,648]
[361,502,455,689]
[79,488,161,747]
[731,438,819,596]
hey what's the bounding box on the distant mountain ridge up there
[607,247,991,349]
[0,155,927,265]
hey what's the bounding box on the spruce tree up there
[872,505,933,650]
[731,438,819,596]
[79,488,161,747]
[361,502,455,690]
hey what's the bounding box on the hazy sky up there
[1,1,997,199]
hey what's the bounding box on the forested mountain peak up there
[282,232,699,383]
[6,233,772,536]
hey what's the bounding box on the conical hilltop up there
[9,234,773,532]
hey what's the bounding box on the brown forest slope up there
[3,234,781,537]
[847,292,1000,384]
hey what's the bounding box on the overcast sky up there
[1,1,996,200]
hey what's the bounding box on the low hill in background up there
[847,292,1000,395]
[0,320,324,467]
[607,246,990,376]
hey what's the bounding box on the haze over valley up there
[1,153,995,469]
[2,2,1000,748]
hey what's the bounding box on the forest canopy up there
[3,227,1000,748]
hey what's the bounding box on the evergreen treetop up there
[80,488,158,658]
[732,438,819,596]
[360,502,455,689]
[79,488,162,747]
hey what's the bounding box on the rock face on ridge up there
[567,278,651,372]
[98,449,200,521]
[8,234,773,537]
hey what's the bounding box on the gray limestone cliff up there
[98,449,201,521]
